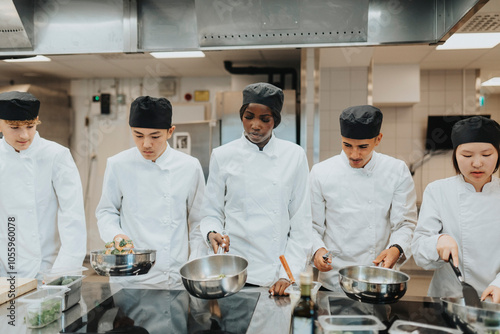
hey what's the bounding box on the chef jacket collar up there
[0,131,40,155]
[340,149,377,175]
[241,132,278,157]
[458,173,499,193]
[135,141,172,170]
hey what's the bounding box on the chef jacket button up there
[368,200,372,204]
[273,210,278,214]
[162,220,167,224]
[273,181,277,185]
[163,194,167,198]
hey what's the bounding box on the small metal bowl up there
[339,265,410,304]
[90,249,156,276]
[180,254,248,299]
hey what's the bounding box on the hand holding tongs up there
[216,229,229,254]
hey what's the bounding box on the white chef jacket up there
[96,143,205,286]
[310,151,417,291]
[412,175,500,298]
[0,132,87,278]
[199,134,312,286]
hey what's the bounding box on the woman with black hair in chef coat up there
[412,116,500,303]
[200,82,312,296]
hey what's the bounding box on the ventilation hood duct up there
[0,0,490,56]
[0,0,33,50]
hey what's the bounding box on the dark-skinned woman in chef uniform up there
[200,82,312,296]
[412,116,500,303]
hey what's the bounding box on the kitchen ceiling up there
[0,0,499,87]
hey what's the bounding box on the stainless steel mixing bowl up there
[442,297,500,333]
[90,249,156,276]
[180,254,248,299]
[339,265,410,304]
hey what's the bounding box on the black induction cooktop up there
[62,289,260,334]
[328,296,454,332]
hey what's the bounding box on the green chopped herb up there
[61,278,73,285]
[26,299,61,328]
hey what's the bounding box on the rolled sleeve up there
[387,164,417,260]
[310,166,327,255]
[279,152,312,280]
[412,184,447,270]
[51,150,87,270]
[187,161,206,259]
[199,152,225,246]
[96,159,126,242]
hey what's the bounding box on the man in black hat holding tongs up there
[309,105,417,292]
[96,96,205,287]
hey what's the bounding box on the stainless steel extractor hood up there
[0,0,489,56]
[0,0,33,50]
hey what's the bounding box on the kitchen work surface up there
[0,277,37,305]
[0,280,475,334]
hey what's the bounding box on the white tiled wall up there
[319,68,500,203]
[319,67,369,161]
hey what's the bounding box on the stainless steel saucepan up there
[339,265,410,304]
[442,297,500,334]
[90,249,156,276]
[180,254,248,299]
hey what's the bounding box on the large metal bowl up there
[441,297,500,333]
[339,265,410,304]
[90,249,156,276]
[180,254,248,299]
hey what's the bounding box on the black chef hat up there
[451,116,500,149]
[340,105,383,140]
[129,96,172,129]
[242,82,284,128]
[0,91,40,121]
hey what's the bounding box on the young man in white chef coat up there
[310,105,417,292]
[96,96,205,287]
[0,91,87,279]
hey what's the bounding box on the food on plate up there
[103,236,135,255]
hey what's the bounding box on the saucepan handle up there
[449,257,464,282]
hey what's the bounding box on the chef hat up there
[129,96,172,129]
[451,116,500,149]
[340,105,383,140]
[242,82,284,128]
[0,91,40,121]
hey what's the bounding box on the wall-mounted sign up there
[173,132,191,155]
[194,90,209,102]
